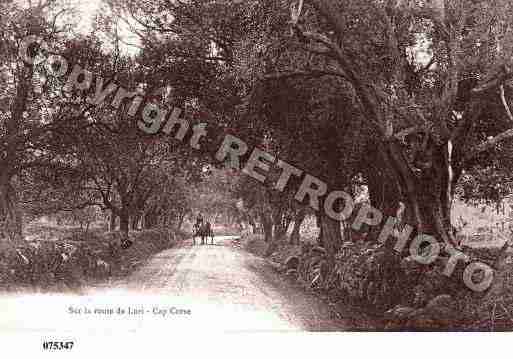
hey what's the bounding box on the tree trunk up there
[259,211,272,243]
[363,148,402,242]
[272,208,289,243]
[245,212,258,233]
[131,214,140,231]
[316,212,323,245]
[0,63,31,243]
[377,140,459,250]
[109,212,117,231]
[143,208,159,229]
[249,219,257,234]
[290,210,306,245]
[0,179,23,242]
[119,213,129,237]
[265,206,289,257]
[319,214,342,264]
[176,212,185,231]
[367,170,400,217]
[263,221,272,242]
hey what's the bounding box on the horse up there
[192,220,214,245]
[192,221,202,245]
[204,221,214,245]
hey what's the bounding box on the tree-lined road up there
[90,236,359,331]
[0,236,376,333]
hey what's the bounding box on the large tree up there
[236,0,513,252]
[0,0,73,241]
[36,35,207,238]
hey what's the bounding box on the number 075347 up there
[42,341,74,350]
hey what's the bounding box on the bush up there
[0,228,181,292]
[244,234,513,330]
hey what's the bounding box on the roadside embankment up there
[241,233,513,331]
[0,229,184,293]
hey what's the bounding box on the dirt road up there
[95,236,360,331]
[0,236,377,333]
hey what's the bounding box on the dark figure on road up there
[199,221,213,245]
[192,215,214,245]
[204,221,214,245]
[193,214,203,245]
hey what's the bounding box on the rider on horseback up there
[204,221,214,245]
[192,214,215,245]
[193,214,203,245]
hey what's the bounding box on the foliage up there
[0,228,180,292]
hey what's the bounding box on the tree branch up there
[471,66,513,95]
[465,128,513,163]
[500,85,513,123]
[293,24,385,134]
[394,125,423,143]
[262,69,349,82]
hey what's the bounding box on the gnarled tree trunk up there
[0,62,32,243]
[143,207,159,229]
[272,207,290,243]
[119,212,129,237]
[378,139,459,250]
[109,211,117,231]
[290,210,306,245]
[319,214,342,264]
[0,179,23,242]
[259,211,272,243]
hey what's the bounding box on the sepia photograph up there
[0,0,512,355]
